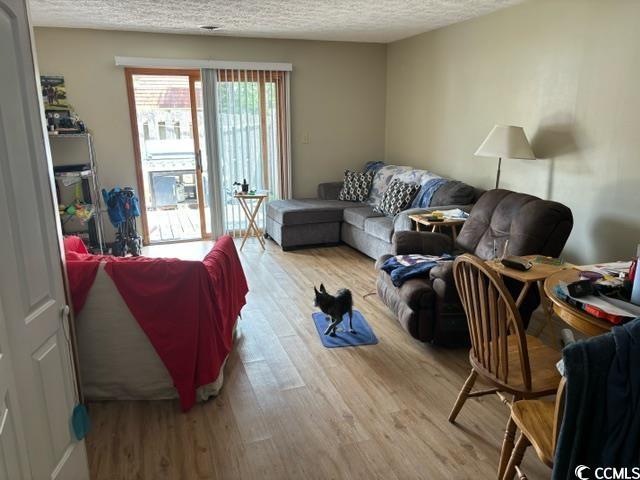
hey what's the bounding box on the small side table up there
[234,193,268,251]
[408,214,466,242]
[487,256,568,336]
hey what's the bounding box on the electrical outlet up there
[302,132,310,144]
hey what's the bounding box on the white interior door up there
[0,0,90,478]
[0,302,30,480]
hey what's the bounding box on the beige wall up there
[36,1,640,261]
[386,0,640,263]
[34,28,386,201]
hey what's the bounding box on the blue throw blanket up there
[381,254,454,287]
[553,318,640,478]
[412,178,448,208]
[363,161,385,174]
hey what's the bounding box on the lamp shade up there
[474,125,536,160]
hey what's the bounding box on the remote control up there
[500,256,532,271]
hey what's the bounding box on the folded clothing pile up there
[381,253,455,286]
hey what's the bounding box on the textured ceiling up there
[29,0,523,43]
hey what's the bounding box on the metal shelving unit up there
[50,132,105,253]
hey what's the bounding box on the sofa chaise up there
[266,164,483,259]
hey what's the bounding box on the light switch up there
[302,132,310,144]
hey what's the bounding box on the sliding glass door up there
[126,69,208,244]
[126,67,290,243]
[214,70,288,236]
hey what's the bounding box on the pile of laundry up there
[381,253,455,287]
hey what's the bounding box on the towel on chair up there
[553,318,640,478]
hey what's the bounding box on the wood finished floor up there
[86,239,557,479]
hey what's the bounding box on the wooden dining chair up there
[449,254,562,479]
[502,377,566,479]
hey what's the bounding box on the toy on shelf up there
[59,202,95,224]
[58,183,95,224]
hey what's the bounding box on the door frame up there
[124,67,208,245]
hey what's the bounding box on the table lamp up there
[474,125,536,189]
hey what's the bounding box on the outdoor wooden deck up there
[147,207,201,242]
[146,204,266,242]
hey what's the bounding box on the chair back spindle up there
[453,254,532,390]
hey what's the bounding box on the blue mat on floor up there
[312,309,378,348]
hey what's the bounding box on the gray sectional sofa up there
[265,165,483,259]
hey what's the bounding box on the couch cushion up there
[457,190,573,260]
[364,216,394,243]
[317,182,344,200]
[267,199,354,226]
[343,205,383,230]
[430,180,476,207]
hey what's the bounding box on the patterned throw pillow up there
[374,179,421,216]
[338,170,374,202]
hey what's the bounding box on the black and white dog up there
[313,284,355,336]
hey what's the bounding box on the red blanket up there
[64,236,248,411]
[64,236,100,313]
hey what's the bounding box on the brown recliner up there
[376,189,574,346]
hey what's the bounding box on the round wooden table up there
[543,269,612,336]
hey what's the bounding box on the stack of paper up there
[555,282,640,324]
[577,261,632,277]
[433,208,469,219]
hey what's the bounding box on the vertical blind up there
[202,68,291,239]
